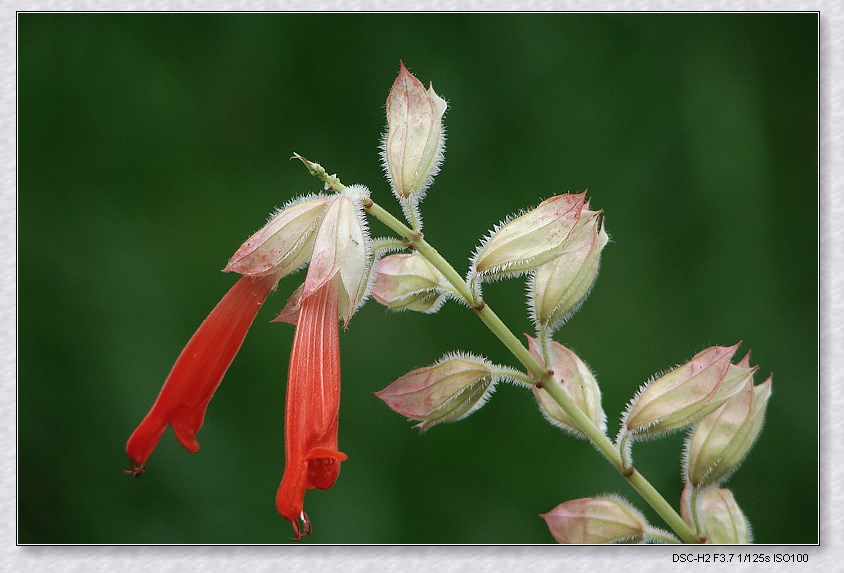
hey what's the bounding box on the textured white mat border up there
[5,2,834,571]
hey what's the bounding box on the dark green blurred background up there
[18,13,817,544]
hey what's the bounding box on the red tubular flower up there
[127,185,371,540]
[275,277,347,540]
[274,191,369,540]
[125,274,278,475]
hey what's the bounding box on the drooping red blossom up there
[125,273,278,475]
[273,192,369,540]
[276,276,347,540]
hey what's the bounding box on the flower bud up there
[526,335,606,438]
[304,187,372,325]
[680,484,751,544]
[541,496,647,544]
[224,195,330,277]
[684,362,772,489]
[374,353,496,432]
[530,207,608,330]
[472,193,587,281]
[621,343,745,439]
[382,62,447,201]
[371,253,448,313]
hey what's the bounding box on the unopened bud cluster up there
[463,191,609,334]
[617,343,771,480]
[683,353,772,489]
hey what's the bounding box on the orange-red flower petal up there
[276,278,347,540]
[126,274,278,472]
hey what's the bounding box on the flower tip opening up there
[125,411,203,477]
[122,461,146,478]
[125,414,168,469]
[290,511,312,542]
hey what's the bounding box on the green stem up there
[370,237,407,253]
[618,432,633,472]
[627,470,696,542]
[491,367,535,388]
[690,487,703,538]
[402,197,423,233]
[538,322,552,368]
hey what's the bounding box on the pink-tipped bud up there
[530,207,608,330]
[541,496,647,544]
[680,484,752,543]
[684,370,772,489]
[526,335,606,438]
[371,253,448,313]
[304,186,372,325]
[621,344,745,439]
[472,193,587,281]
[382,62,447,202]
[374,353,495,432]
[224,195,330,277]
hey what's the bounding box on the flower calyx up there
[526,335,606,438]
[683,353,772,489]
[375,352,498,432]
[471,193,588,284]
[541,496,648,544]
[529,203,608,332]
[382,61,447,206]
[371,252,451,313]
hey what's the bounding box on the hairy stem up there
[538,322,552,368]
[690,487,704,538]
[645,526,682,544]
[491,367,535,388]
